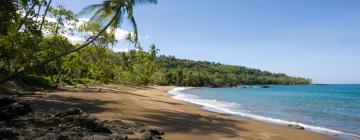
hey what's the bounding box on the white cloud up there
[63,34,83,44]
[114,28,132,40]
[112,47,129,52]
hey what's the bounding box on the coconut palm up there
[0,0,157,84]
[149,44,159,59]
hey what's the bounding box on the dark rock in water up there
[0,96,164,140]
[260,85,271,88]
[287,124,305,130]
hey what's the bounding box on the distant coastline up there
[153,55,311,88]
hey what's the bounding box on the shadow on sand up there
[128,109,248,138]
[25,94,120,114]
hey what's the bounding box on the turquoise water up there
[168,85,360,140]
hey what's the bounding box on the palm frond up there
[81,0,157,44]
[129,0,158,6]
[80,4,103,16]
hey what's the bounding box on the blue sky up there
[55,0,360,84]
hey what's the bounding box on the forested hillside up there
[152,56,311,87]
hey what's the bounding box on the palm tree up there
[0,0,157,84]
[124,33,135,49]
[149,44,159,59]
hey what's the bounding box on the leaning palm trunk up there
[0,9,120,84]
[39,0,52,31]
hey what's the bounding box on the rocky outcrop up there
[0,96,164,140]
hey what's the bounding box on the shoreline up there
[25,85,334,140]
[168,87,360,140]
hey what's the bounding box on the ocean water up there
[168,85,360,140]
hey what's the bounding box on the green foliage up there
[0,0,17,35]
[151,56,312,87]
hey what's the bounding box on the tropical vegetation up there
[0,0,311,90]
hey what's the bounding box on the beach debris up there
[0,96,165,140]
[287,124,305,130]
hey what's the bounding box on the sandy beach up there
[23,85,334,140]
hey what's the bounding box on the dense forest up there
[0,0,311,90]
[152,56,311,87]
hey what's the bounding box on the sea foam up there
[168,87,360,139]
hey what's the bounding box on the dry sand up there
[25,85,334,140]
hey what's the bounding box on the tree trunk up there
[55,15,62,35]
[60,69,72,82]
[39,0,52,31]
[55,56,74,82]
[55,65,65,83]
[0,9,119,84]
[50,67,54,81]
[17,2,37,31]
